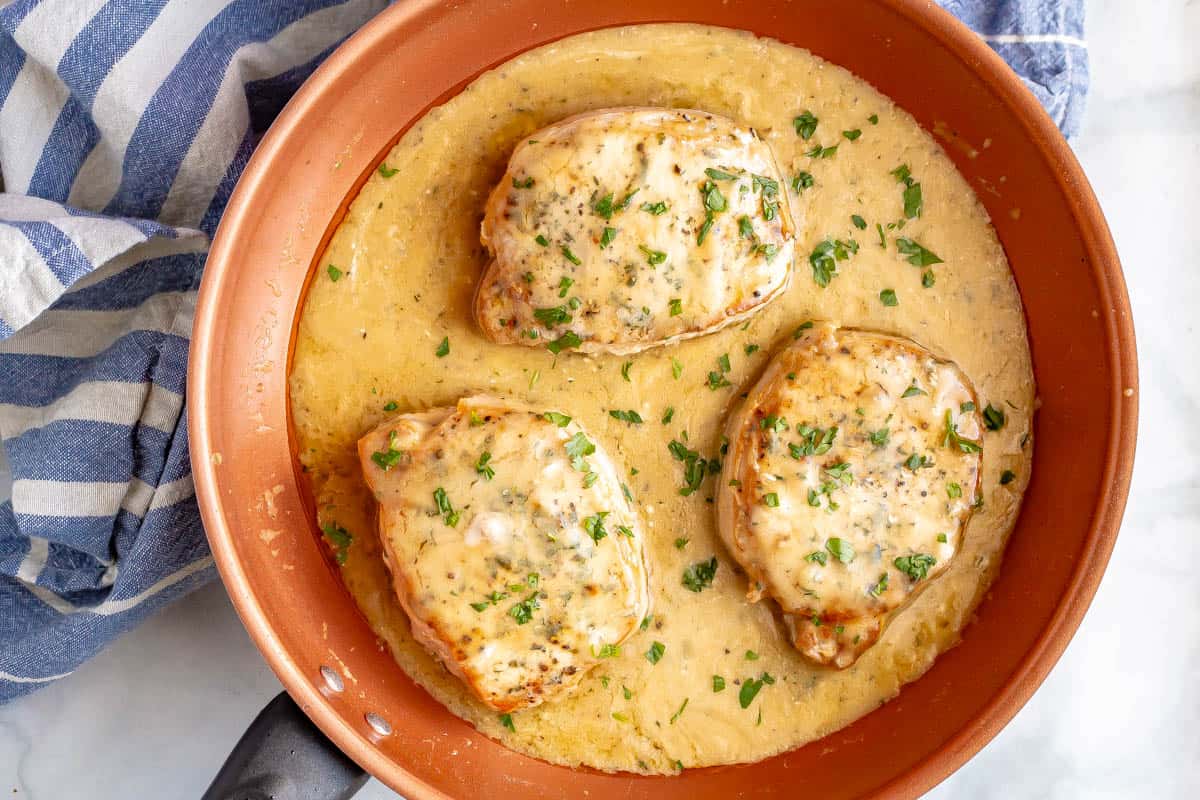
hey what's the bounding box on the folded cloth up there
[0,0,1087,702]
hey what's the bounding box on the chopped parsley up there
[756,243,780,261]
[546,331,582,354]
[789,424,837,458]
[595,643,621,658]
[869,113,879,124]
[896,237,943,266]
[805,550,828,566]
[804,144,839,159]
[745,650,759,661]
[432,487,459,527]
[879,288,899,307]
[869,428,890,446]
[739,677,765,708]
[937,532,949,543]
[593,192,615,220]
[661,406,675,424]
[705,166,739,181]
[792,110,819,139]
[843,128,862,141]
[753,173,780,220]
[499,713,515,732]
[942,409,983,454]
[370,431,404,471]
[543,411,571,427]
[904,453,929,471]
[475,451,495,480]
[326,264,343,282]
[669,298,683,316]
[671,357,684,380]
[713,675,726,692]
[599,226,618,249]
[667,438,717,496]
[557,276,574,297]
[620,361,632,381]
[609,409,644,424]
[738,215,755,239]
[904,183,923,219]
[669,697,689,724]
[701,180,727,212]
[682,556,719,592]
[851,214,867,230]
[763,492,780,507]
[616,188,640,210]
[435,337,450,358]
[894,553,937,581]
[320,521,353,565]
[946,482,963,498]
[983,403,1007,430]
[640,200,669,215]
[826,537,856,564]
[512,176,534,189]
[638,244,667,265]
[383,400,398,411]
[706,352,733,390]
[645,641,665,665]
[809,237,858,287]
[565,431,596,472]
[533,305,572,326]
[869,573,889,597]
[922,269,936,288]
[560,245,582,265]
[791,171,814,192]
[901,381,926,398]
[508,592,540,624]
[377,163,399,178]
[890,163,923,219]
[760,415,788,433]
[582,511,610,543]
[535,234,550,247]
[674,537,689,550]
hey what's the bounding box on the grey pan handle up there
[202,691,368,800]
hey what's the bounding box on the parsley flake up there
[793,111,819,139]
[682,556,719,592]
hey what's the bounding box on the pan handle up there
[202,691,369,800]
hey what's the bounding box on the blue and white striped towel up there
[0,0,1087,702]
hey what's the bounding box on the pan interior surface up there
[289,22,1033,776]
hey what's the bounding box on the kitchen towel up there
[0,0,1087,702]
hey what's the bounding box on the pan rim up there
[189,2,1137,797]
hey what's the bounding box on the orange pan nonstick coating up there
[189,1,1137,797]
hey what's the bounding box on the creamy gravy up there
[290,24,1034,774]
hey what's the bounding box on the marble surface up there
[2,1,1197,796]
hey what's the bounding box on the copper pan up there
[189,1,1137,797]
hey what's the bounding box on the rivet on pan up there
[365,712,392,737]
[320,665,344,693]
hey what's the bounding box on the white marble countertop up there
[2,1,1197,797]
